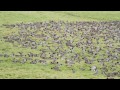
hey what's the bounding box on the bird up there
[51,66,60,71]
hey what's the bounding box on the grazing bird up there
[80,67,86,71]
[72,68,76,73]
[12,58,19,63]
[30,60,38,64]
[91,66,97,72]
[39,60,47,65]
[4,54,9,58]
[51,66,60,71]
[0,54,3,57]
[0,60,3,63]
[20,58,27,64]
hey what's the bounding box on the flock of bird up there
[1,20,120,79]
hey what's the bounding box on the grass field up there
[0,11,120,79]
[1,11,120,25]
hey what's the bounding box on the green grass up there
[0,61,106,79]
[0,11,120,25]
[0,11,120,79]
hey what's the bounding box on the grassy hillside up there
[0,11,120,79]
[0,11,120,25]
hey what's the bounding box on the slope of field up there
[0,11,120,79]
[0,11,120,25]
